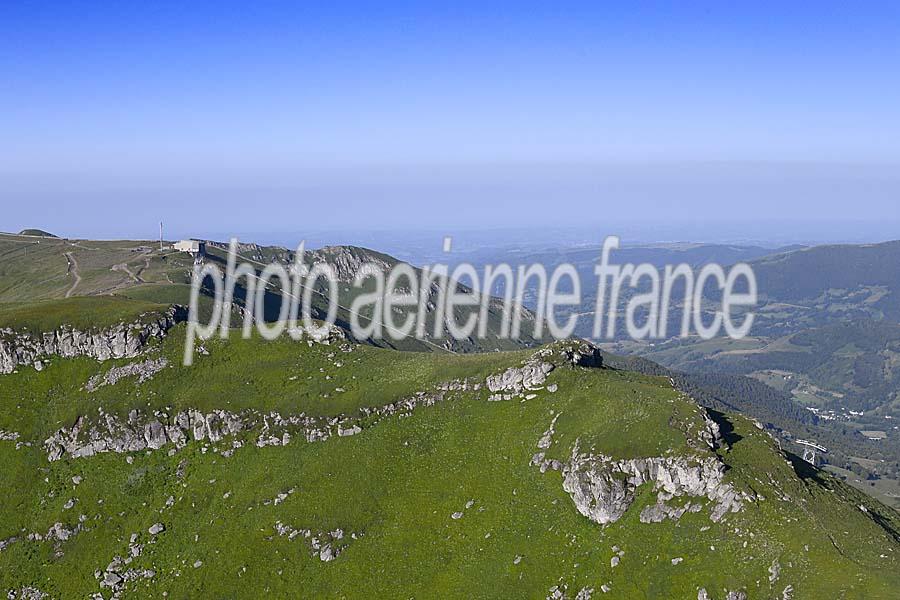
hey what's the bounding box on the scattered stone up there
[0,430,20,442]
[6,587,48,600]
[769,559,781,583]
[46,522,75,542]
[337,424,361,437]
[102,571,122,588]
[273,521,355,561]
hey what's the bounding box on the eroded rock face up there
[0,307,183,374]
[561,440,751,525]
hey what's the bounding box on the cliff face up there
[528,386,752,527]
[0,306,183,373]
[562,448,752,525]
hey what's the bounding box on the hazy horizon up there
[4,3,899,241]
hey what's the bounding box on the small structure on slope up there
[796,439,827,466]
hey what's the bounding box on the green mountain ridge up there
[0,232,541,354]
[2,232,899,597]
[1,326,899,598]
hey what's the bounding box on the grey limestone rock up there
[0,306,183,374]
[562,441,752,526]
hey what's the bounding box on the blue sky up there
[2,2,899,239]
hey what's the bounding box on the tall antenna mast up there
[159,221,163,251]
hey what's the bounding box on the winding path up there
[111,262,144,283]
[64,252,81,298]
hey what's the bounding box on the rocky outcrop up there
[84,357,169,391]
[486,355,554,400]
[557,340,604,369]
[0,536,19,552]
[486,341,602,402]
[44,346,561,462]
[561,440,752,525]
[44,384,450,461]
[0,306,183,374]
[307,246,395,283]
[697,412,722,450]
[526,404,748,526]
[45,408,246,461]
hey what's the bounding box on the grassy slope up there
[0,296,170,334]
[0,235,196,302]
[1,329,899,598]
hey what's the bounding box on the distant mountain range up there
[0,232,541,354]
[628,240,900,410]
